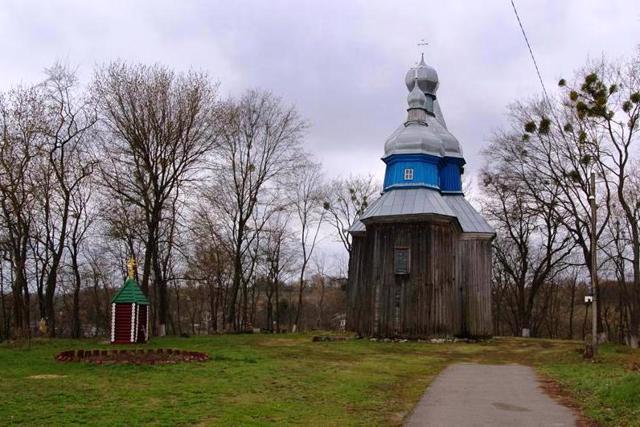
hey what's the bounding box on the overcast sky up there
[1,0,638,267]
[1,0,638,182]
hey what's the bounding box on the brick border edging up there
[55,348,209,365]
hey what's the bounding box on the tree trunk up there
[630,238,640,348]
[173,282,181,336]
[12,260,28,338]
[241,277,249,330]
[294,259,308,332]
[141,230,153,296]
[594,276,608,343]
[0,262,8,339]
[226,226,244,331]
[44,194,72,338]
[208,279,216,333]
[275,277,280,333]
[266,290,273,331]
[582,303,589,341]
[567,279,576,340]
[154,248,167,336]
[71,248,82,339]
[317,280,325,329]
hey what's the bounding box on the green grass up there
[539,344,640,426]
[0,334,638,426]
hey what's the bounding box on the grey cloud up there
[0,0,638,184]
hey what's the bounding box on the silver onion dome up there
[383,122,444,158]
[383,55,463,159]
[405,54,439,96]
[383,114,463,159]
[407,76,427,109]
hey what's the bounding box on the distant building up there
[347,56,495,338]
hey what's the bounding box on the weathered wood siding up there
[347,219,462,338]
[347,220,493,338]
[457,237,493,337]
[346,235,369,333]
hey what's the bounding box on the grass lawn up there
[1,334,639,426]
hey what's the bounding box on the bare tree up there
[260,210,294,332]
[68,177,94,338]
[0,86,43,338]
[558,54,640,346]
[483,51,640,345]
[312,254,330,330]
[323,175,377,255]
[290,160,325,332]
[211,90,306,331]
[36,64,97,336]
[488,96,612,340]
[93,62,218,335]
[0,257,9,339]
[481,160,575,337]
[189,202,233,333]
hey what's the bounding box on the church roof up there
[349,189,494,235]
[348,55,494,238]
[111,278,150,305]
[443,195,495,234]
[383,114,463,159]
[360,188,454,220]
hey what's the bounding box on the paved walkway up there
[404,363,577,427]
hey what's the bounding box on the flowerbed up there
[55,348,208,364]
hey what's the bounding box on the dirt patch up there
[312,335,353,342]
[626,360,640,372]
[257,338,304,347]
[537,374,598,427]
[28,374,67,379]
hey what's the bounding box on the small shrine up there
[110,258,150,344]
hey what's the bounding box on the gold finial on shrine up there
[127,257,136,279]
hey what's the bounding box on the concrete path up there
[405,363,577,427]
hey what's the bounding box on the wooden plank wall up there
[347,220,461,338]
[347,220,494,338]
[457,237,493,337]
[346,236,367,333]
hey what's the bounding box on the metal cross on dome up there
[417,39,429,65]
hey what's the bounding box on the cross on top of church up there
[417,39,429,64]
[127,257,136,279]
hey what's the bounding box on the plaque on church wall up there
[394,247,410,274]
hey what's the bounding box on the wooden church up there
[347,55,495,338]
[110,258,150,344]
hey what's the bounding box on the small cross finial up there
[417,39,429,65]
[127,256,136,279]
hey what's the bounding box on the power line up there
[510,0,566,132]
[509,0,553,108]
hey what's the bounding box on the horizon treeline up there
[0,61,377,339]
[1,50,639,347]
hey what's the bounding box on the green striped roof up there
[111,278,150,305]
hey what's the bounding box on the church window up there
[394,247,410,274]
[404,168,414,180]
